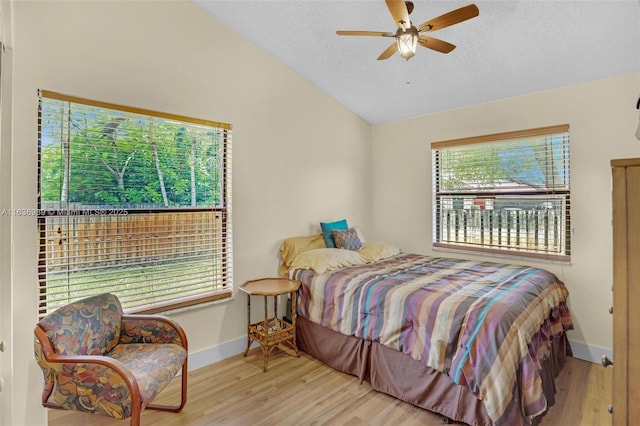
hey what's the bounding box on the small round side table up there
[240,278,301,372]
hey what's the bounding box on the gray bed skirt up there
[296,316,570,426]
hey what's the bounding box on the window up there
[37,90,232,316]
[431,125,570,262]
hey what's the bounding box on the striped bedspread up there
[291,253,573,425]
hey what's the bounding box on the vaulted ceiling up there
[194,1,640,124]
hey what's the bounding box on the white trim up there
[187,336,258,372]
[568,339,612,365]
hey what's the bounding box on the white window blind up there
[431,125,570,261]
[37,90,233,316]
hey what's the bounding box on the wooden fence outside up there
[439,207,566,254]
[40,211,224,272]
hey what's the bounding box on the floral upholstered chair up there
[34,293,188,426]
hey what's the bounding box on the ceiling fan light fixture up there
[397,27,418,60]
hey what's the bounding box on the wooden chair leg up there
[130,404,141,426]
[177,361,188,411]
[41,380,54,405]
[146,360,188,413]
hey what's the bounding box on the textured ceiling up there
[194,0,640,125]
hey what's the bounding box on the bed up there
[280,232,573,426]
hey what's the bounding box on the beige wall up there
[6,1,371,424]
[371,72,640,359]
[4,0,639,424]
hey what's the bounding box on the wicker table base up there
[240,278,301,371]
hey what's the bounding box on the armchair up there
[34,293,188,426]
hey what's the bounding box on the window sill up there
[433,243,571,265]
[131,290,234,315]
[159,291,236,316]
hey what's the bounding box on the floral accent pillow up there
[331,228,363,251]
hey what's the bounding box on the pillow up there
[353,226,366,244]
[279,233,326,275]
[320,219,348,248]
[358,241,401,263]
[288,248,367,273]
[331,228,363,250]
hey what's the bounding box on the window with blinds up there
[37,90,233,316]
[431,125,570,262]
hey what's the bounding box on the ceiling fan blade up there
[377,42,398,60]
[385,0,411,30]
[336,30,395,37]
[406,1,414,15]
[418,4,479,32]
[418,36,456,54]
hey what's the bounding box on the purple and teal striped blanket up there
[292,253,573,425]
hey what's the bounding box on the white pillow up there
[353,226,366,244]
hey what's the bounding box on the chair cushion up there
[107,343,187,406]
[38,293,122,355]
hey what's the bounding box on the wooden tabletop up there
[240,278,301,296]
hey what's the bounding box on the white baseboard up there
[186,336,611,372]
[568,339,612,365]
[187,336,257,372]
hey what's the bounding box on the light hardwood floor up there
[49,348,612,426]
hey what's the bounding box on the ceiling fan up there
[336,0,479,61]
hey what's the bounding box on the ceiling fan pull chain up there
[405,60,411,85]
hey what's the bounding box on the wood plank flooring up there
[48,348,612,426]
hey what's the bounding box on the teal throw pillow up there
[320,219,348,248]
